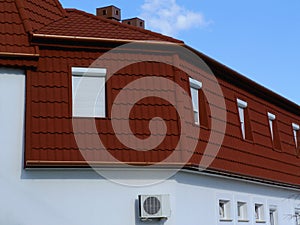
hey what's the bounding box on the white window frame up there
[189,77,202,125]
[295,208,300,225]
[237,99,248,139]
[292,123,300,148]
[255,203,265,223]
[268,112,276,140]
[219,200,232,221]
[269,206,278,225]
[237,201,248,222]
[72,67,107,118]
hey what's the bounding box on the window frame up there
[219,199,232,221]
[72,67,107,118]
[189,77,202,126]
[292,123,300,148]
[237,99,248,140]
[295,208,300,225]
[237,201,248,222]
[269,206,278,225]
[255,203,266,223]
[267,112,281,150]
[268,112,276,141]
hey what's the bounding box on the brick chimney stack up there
[96,6,121,21]
[122,17,145,29]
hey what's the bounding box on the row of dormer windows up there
[189,77,300,150]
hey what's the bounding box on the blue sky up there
[60,0,300,104]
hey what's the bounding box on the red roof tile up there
[35,9,183,44]
[18,0,65,31]
[0,0,35,55]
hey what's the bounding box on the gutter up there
[182,167,300,192]
[32,33,185,46]
[0,51,39,58]
[25,160,300,190]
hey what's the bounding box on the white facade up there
[0,67,300,225]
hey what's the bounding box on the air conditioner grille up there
[143,196,161,215]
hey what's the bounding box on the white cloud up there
[140,0,211,37]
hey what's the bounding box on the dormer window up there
[237,99,247,139]
[237,98,253,140]
[292,123,300,148]
[268,112,276,140]
[268,112,281,150]
[189,77,202,125]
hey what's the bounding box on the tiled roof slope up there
[18,0,65,31]
[25,47,300,187]
[0,0,35,55]
[35,9,183,43]
[0,0,181,59]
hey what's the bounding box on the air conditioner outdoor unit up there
[138,194,171,219]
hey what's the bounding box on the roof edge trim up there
[183,167,300,191]
[0,52,39,58]
[26,160,188,167]
[25,160,300,189]
[53,0,67,17]
[32,33,184,46]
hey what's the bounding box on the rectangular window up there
[237,99,248,139]
[189,77,202,125]
[237,202,248,221]
[219,200,231,221]
[268,112,276,140]
[295,208,300,225]
[72,67,106,118]
[267,112,281,150]
[255,204,265,222]
[269,207,278,225]
[292,123,300,148]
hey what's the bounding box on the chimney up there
[96,5,121,21]
[122,17,145,29]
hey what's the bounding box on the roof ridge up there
[34,11,68,33]
[53,0,66,17]
[65,8,184,44]
[15,0,66,32]
[14,0,33,32]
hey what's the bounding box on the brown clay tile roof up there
[19,0,65,31]
[35,9,183,44]
[0,0,182,59]
[0,0,36,55]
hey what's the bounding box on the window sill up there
[238,219,250,222]
[255,220,266,223]
[219,219,233,222]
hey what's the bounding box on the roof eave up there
[32,33,185,46]
[0,51,39,58]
